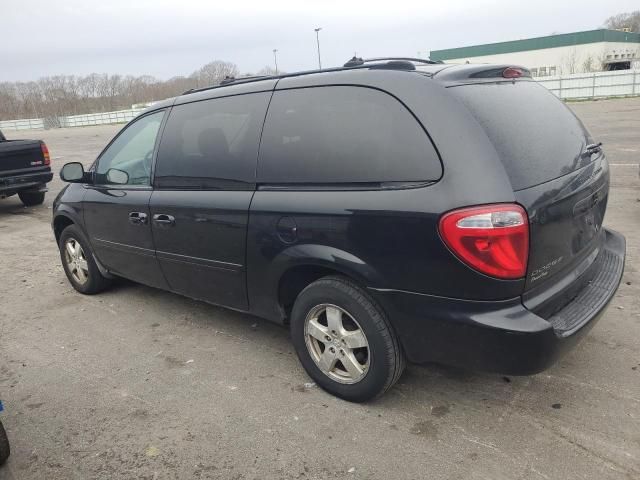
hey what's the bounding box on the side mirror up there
[60,162,86,182]
[106,168,129,185]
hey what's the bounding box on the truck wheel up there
[18,191,45,206]
[0,421,9,465]
[59,224,112,294]
[290,276,405,402]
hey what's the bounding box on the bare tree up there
[190,61,239,88]
[604,10,640,32]
[0,83,22,119]
[0,59,241,121]
[581,55,597,73]
[16,82,43,118]
[256,66,280,76]
[562,48,579,75]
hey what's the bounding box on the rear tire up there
[59,224,112,294]
[18,191,45,206]
[290,276,405,402]
[0,421,10,466]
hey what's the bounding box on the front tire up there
[290,276,405,402]
[18,191,45,206]
[59,224,111,294]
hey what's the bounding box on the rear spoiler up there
[433,64,531,84]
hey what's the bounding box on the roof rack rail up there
[344,56,365,67]
[343,56,441,67]
[181,75,272,95]
[220,74,270,86]
[219,76,236,86]
[179,57,444,96]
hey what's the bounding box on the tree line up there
[0,61,277,121]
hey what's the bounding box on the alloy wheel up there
[64,238,89,285]
[304,304,370,384]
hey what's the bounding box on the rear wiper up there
[585,142,603,155]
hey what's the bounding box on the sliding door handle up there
[153,214,175,227]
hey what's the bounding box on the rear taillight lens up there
[439,204,529,279]
[41,143,50,166]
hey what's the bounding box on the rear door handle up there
[129,212,148,225]
[153,214,175,227]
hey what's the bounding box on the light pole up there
[273,49,278,74]
[314,27,322,69]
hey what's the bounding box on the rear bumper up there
[371,228,626,375]
[0,170,53,195]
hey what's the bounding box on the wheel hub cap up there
[64,238,89,285]
[304,304,370,384]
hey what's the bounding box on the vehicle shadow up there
[0,196,49,218]
[102,278,534,409]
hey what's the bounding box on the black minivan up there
[53,59,625,402]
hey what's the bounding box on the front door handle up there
[129,212,148,225]
[585,142,603,155]
[153,214,175,227]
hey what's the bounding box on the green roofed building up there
[430,29,640,77]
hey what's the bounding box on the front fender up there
[52,206,85,265]
[52,207,83,237]
[52,184,85,233]
[52,189,113,279]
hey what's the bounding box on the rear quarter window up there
[449,81,593,191]
[257,86,442,184]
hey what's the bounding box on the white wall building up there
[430,29,640,77]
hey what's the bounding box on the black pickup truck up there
[0,129,53,206]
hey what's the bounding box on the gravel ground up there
[0,97,639,480]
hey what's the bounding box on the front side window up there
[96,111,164,186]
[257,86,441,184]
[154,93,271,190]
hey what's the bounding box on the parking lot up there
[0,97,638,479]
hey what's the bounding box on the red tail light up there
[502,67,524,78]
[439,204,529,279]
[41,143,51,166]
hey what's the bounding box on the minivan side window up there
[154,93,271,190]
[257,86,441,184]
[95,111,165,186]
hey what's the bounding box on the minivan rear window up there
[449,81,594,191]
[257,86,442,185]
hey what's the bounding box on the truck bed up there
[0,132,53,197]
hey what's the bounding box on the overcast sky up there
[2,0,637,81]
